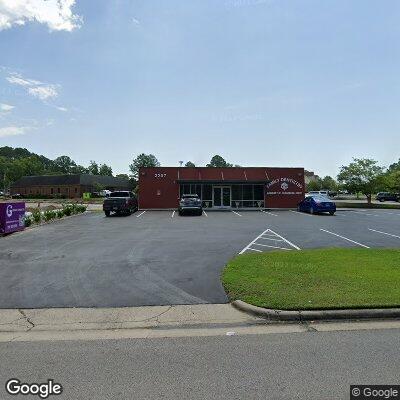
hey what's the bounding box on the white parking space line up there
[171,210,175,218]
[232,211,242,217]
[253,243,293,251]
[136,211,146,218]
[239,230,269,254]
[268,229,301,250]
[289,210,313,217]
[239,229,300,254]
[368,228,400,239]
[203,210,208,217]
[260,210,278,217]
[320,229,370,248]
[247,248,262,252]
[259,236,284,242]
[348,210,381,217]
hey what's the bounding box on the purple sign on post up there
[0,202,26,234]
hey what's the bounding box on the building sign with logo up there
[265,177,303,196]
[0,202,26,234]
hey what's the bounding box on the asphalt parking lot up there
[1,209,400,308]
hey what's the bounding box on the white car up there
[99,190,112,197]
[307,190,330,197]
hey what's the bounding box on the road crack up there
[18,309,35,331]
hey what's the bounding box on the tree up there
[387,159,400,173]
[337,158,385,204]
[99,164,113,176]
[71,164,88,174]
[185,161,195,167]
[129,153,160,180]
[306,178,322,191]
[87,161,99,175]
[321,176,338,191]
[206,155,233,168]
[384,170,400,193]
[53,155,77,174]
[116,173,130,180]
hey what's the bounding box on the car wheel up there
[104,211,110,217]
[178,210,183,216]
[310,207,314,215]
[126,209,132,216]
[329,211,335,215]
[199,210,203,216]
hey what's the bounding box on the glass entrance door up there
[213,186,231,208]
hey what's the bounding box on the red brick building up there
[11,174,130,198]
[139,167,305,209]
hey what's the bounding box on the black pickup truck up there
[103,191,138,216]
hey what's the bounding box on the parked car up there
[99,189,112,197]
[376,192,399,202]
[307,190,330,197]
[103,191,138,216]
[178,194,203,216]
[297,195,336,215]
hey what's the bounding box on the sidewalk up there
[1,304,400,343]
[0,304,262,340]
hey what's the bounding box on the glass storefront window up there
[202,185,212,200]
[179,183,265,208]
[231,185,242,201]
[243,185,253,200]
[254,185,264,200]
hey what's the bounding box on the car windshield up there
[109,192,130,197]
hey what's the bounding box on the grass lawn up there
[222,248,400,310]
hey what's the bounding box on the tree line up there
[2,147,400,203]
[0,146,114,190]
[308,158,400,203]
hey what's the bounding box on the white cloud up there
[0,125,29,137]
[55,106,67,112]
[6,72,59,101]
[132,17,140,25]
[0,103,14,112]
[28,84,58,100]
[0,0,82,32]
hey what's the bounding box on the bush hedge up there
[24,203,87,228]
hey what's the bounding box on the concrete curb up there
[232,300,400,321]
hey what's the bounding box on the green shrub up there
[24,216,32,227]
[56,209,64,218]
[63,205,72,216]
[32,209,41,223]
[44,210,56,221]
[76,204,87,213]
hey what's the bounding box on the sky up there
[0,0,399,177]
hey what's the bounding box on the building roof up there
[11,174,130,188]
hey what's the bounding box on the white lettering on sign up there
[154,173,167,178]
[266,177,303,190]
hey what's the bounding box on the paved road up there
[1,209,400,308]
[1,327,399,399]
